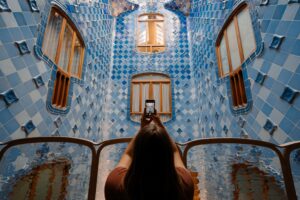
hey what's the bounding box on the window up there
[42,7,85,109]
[216,4,256,109]
[137,13,165,53]
[130,73,171,122]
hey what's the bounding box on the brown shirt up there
[105,167,194,200]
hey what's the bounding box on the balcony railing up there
[0,137,299,200]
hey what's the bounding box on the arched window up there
[216,3,256,109]
[137,13,165,53]
[130,73,172,122]
[42,7,85,109]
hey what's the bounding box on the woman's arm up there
[116,109,152,168]
[151,115,186,169]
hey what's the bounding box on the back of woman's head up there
[124,123,183,200]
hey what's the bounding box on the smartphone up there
[145,100,155,117]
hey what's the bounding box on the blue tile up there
[272,5,286,19]
[287,21,300,38]
[278,68,292,84]
[262,103,273,116]
[286,107,300,125]
[21,120,36,136]
[263,119,277,135]
[281,86,298,104]
[13,12,27,26]
[289,73,300,90]
[0,0,11,12]
[0,89,19,106]
[291,39,300,56]
[269,34,285,49]
[0,28,13,43]
[7,72,21,87]
[0,108,13,124]
[15,40,31,55]
[4,118,20,134]
[279,117,295,134]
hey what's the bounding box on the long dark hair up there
[124,123,185,200]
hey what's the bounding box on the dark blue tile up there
[0,89,19,106]
[7,72,21,87]
[13,12,27,26]
[0,0,11,12]
[0,108,13,124]
[279,117,294,134]
[262,103,273,116]
[291,39,300,56]
[15,40,31,55]
[280,86,298,104]
[287,21,300,38]
[0,28,13,43]
[21,120,36,136]
[269,34,285,49]
[4,118,20,134]
[263,119,277,135]
[278,69,292,84]
[289,73,300,90]
[272,5,286,19]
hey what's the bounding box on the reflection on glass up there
[290,149,300,198]
[220,37,229,75]
[58,23,73,72]
[237,8,256,59]
[0,142,92,200]
[187,144,287,200]
[71,34,83,77]
[42,11,62,61]
[227,21,241,71]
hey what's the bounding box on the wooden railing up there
[0,137,299,200]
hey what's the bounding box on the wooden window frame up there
[136,13,166,53]
[130,73,172,116]
[43,7,85,109]
[216,3,256,109]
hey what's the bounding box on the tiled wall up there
[189,0,300,144]
[0,0,114,142]
[102,0,200,142]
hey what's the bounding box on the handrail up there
[0,137,299,200]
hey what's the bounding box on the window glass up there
[137,13,165,53]
[71,35,83,77]
[237,8,256,59]
[227,21,241,71]
[162,84,170,112]
[132,84,140,113]
[58,23,73,72]
[153,83,160,112]
[220,37,229,75]
[42,11,62,61]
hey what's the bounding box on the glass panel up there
[58,23,73,72]
[96,143,128,200]
[42,10,62,61]
[138,15,148,21]
[155,22,164,45]
[131,84,140,113]
[138,22,147,45]
[237,8,256,59]
[162,83,170,112]
[227,21,241,71]
[71,34,83,77]
[141,83,149,111]
[0,142,92,200]
[153,83,160,113]
[187,144,288,200]
[220,37,229,75]
[290,148,300,198]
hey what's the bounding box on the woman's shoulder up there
[175,167,195,195]
[105,167,128,199]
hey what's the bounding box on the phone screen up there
[145,100,155,116]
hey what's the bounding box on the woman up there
[105,111,194,200]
